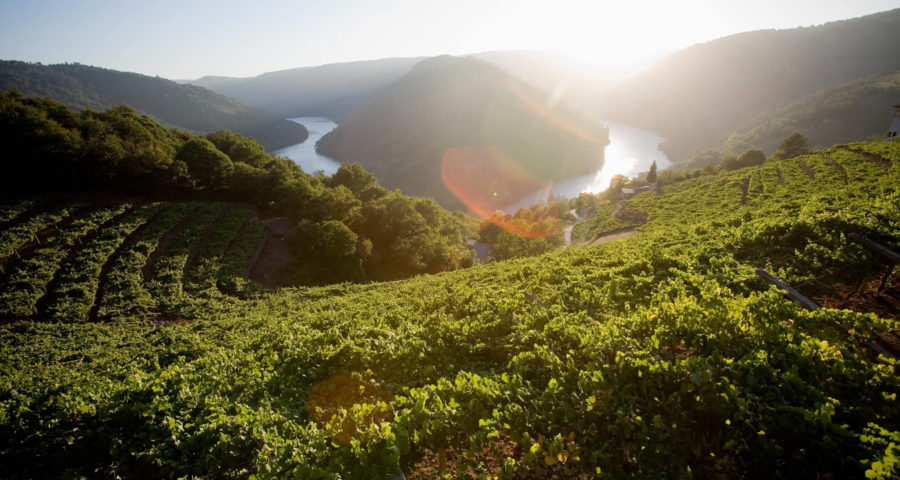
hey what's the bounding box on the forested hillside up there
[0,61,308,150]
[598,8,900,163]
[0,91,474,283]
[720,70,900,156]
[1,134,898,477]
[316,56,610,209]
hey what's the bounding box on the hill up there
[598,8,900,163]
[1,139,898,477]
[0,91,474,284]
[0,61,308,151]
[189,57,426,121]
[720,70,900,155]
[469,50,625,109]
[316,55,610,210]
[187,51,627,124]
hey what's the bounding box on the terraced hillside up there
[0,201,265,326]
[1,141,899,478]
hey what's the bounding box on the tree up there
[774,133,810,159]
[721,149,766,171]
[174,138,234,189]
[646,161,658,183]
[608,174,626,192]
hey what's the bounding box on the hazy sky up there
[1,0,898,79]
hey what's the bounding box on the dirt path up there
[825,155,849,184]
[142,206,201,282]
[33,205,138,320]
[89,206,169,323]
[564,225,574,246]
[740,178,750,205]
[181,208,228,286]
[0,202,43,233]
[0,204,93,272]
[589,226,637,246]
[815,271,900,357]
[798,159,816,179]
[842,146,892,172]
[249,217,297,289]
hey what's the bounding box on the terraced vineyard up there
[1,141,899,478]
[0,201,265,326]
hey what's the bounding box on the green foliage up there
[773,132,811,160]
[1,140,899,477]
[174,138,235,189]
[477,201,570,261]
[0,92,474,284]
[570,196,634,243]
[722,149,767,171]
[646,160,658,183]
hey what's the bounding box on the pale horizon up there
[1,0,898,80]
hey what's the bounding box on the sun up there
[516,0,702,73]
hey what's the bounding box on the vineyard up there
[1,141,899,478]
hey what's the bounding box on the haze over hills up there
[0,61,308,151]
[597,8,900,163]
[187,51,630,122]
[188,57,426,122]
[718,70,900,159]
[315,55,610,210]
[469,50,627,108]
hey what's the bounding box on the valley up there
[2,3,900,479]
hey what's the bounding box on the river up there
[502,120,670,212]
[272,117,341,175]
[273,116,669,212]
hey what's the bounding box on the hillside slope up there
[189,57,426,121]
[188,52,623,123]
[721,70,900,155]
[0,61,308,150]
[1,140,898,478]
[316,55,610,209]
[598,8,900,162]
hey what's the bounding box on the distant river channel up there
[273,117,670,212]
[503,120,671,212]
[272,117,341,175]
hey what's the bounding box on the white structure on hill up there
[887,104,900,141]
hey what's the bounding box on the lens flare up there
[442,80,608,239]
[507,81,607,146]
[442,146,561,238]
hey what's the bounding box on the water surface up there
[272,117,341,175]
[503,120,670,212]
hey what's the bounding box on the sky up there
[1,0,898,80]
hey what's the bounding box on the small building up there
[620,184,657,200]
[887,104,900,141]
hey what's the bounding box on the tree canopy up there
[0,91,474,284]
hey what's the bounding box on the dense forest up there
[316,56,610,209]
[0,91,474,283]
[598,8,900,163]
[0,61,308,150]
[0,138,897,478]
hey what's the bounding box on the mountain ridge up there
[596,8,900,163]
[0,60,308,151]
